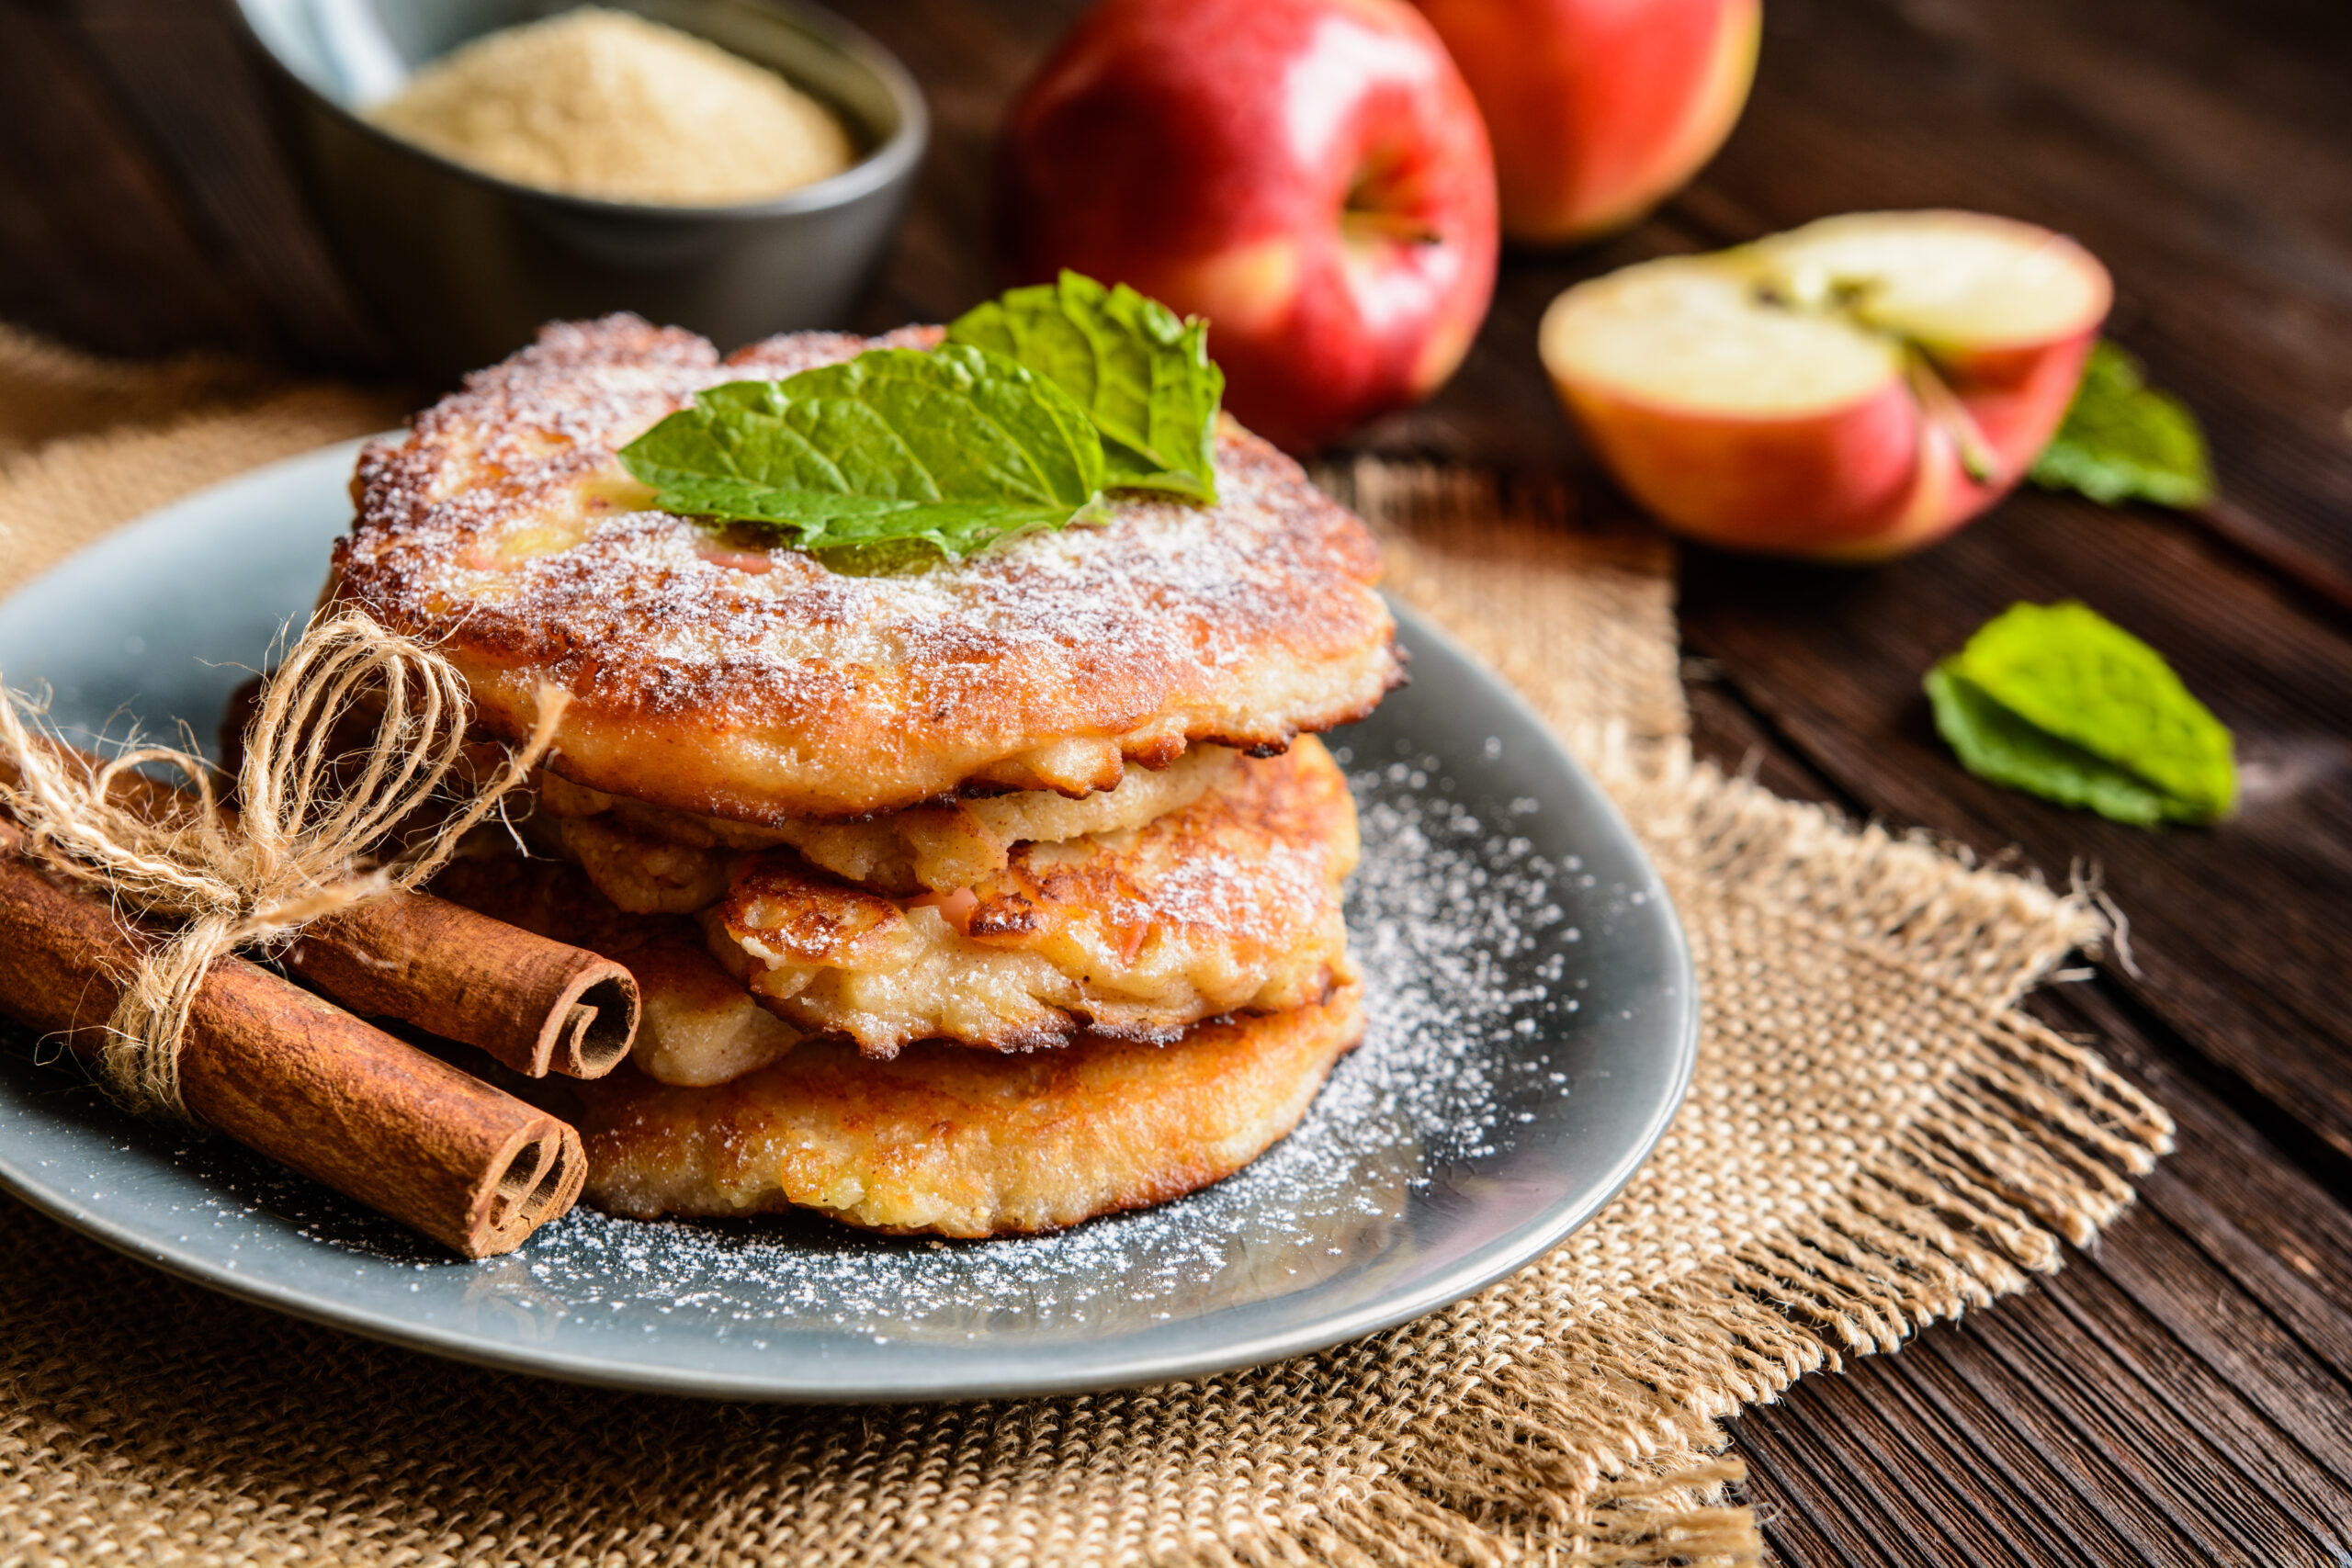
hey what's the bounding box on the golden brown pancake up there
[707,738,1359,1057]
[432,734,1354,1079]
[569,984,1364,1236]
[334,316,1403,824]
[534,742,1240,903]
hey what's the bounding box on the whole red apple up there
[1411,0,1759,246]
[1540,211,2112,559]
[993,0,1498,453]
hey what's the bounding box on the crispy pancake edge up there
[571,984,1366,1236]
[335,316,1405,822]
[711,737,1360,1057]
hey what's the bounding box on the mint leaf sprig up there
[1925,601,2236,826]
[948,271,1225,504]
[2030,340,2214,509]
[619,343,1111,561]
[617,275,1227,564]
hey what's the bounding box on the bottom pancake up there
[570,985,1364,1237]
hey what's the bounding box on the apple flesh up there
[1411,0,1760,245]
[1540,210,2113,559]
[993,0,1498,453]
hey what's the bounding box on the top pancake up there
[334,316,1403,822]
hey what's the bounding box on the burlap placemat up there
[0,327,2173,1566]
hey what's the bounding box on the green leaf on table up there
[2030,340,2215,509]
[1924,601,2236,825]
[1924,666,2188,826]
[618,344,1108,561]
[948,271,1224,503]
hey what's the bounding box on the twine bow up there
[0,608,567,1119]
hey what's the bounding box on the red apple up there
[1411,0,1759,246]
[1539,210,2113,559]
[993,0,1498,453]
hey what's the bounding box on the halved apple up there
[1540,210,2113,559]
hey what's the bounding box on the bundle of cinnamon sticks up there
[0,754,639,1258]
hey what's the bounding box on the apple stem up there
[1748,271,2002,485]
[1342,152,1440,247]
[1341,204,1440,247]
[1905,349,2002,484]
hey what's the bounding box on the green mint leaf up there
[947,271,1223,503]
[1925,667,2183,826]
[618,344,1108,560]
[1925,601,2236,825]
[2030,340,2215,509]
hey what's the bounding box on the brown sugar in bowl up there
[232,0,926,376]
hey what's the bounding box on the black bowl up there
[233,0,929,375]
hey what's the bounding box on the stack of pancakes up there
[334,317,1403,1237]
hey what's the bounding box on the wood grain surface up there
[2,0,2348,1561]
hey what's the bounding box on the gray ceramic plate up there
[0,440,1695,1402]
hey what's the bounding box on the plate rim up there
[0,439,1698,1402]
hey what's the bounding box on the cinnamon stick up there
[0,749,637,1078]
[0,818,584,1258]
[286,897,637,1077]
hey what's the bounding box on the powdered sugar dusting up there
[127,745,1594,1343]
[333,316,1402,819]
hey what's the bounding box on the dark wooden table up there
[6,0,2351,1560]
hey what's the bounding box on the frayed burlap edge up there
[1266,463,2176,1568]
[1151,757,2169,1568]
